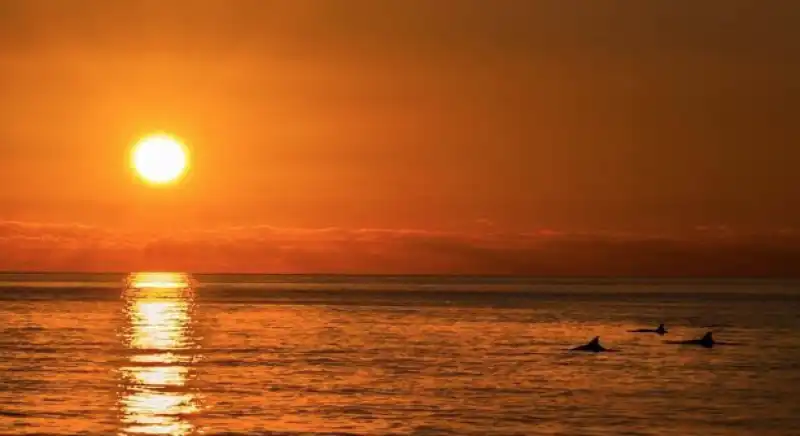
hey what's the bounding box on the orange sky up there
[1,1,799,275]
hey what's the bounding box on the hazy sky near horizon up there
[1,1,799,274]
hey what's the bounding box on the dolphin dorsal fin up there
[658,324,664,329]
[702,332,714,342]
[589,336,600,345]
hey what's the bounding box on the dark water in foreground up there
[1,273,799,435]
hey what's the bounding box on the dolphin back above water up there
[571,336,617,353]
[665,331,723,348]
[629,323,668,335]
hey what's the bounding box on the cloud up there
[1,220,800,276]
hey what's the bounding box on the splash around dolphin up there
[665,331,740,348]
[629,323,668,335]
[570,336,618,353]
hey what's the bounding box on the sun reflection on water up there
[119,272,200,435]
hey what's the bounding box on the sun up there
[131,134,189,185]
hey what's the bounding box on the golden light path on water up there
[119,272,200,435]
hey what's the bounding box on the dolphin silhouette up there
[664,331,737,348]
[570,336,616,353]
[629,323,668,335]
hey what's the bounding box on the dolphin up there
[676,331,715,348]
[629,323,668,335]
[570,336,616,353]
[664,331,740,348]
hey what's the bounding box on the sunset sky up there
[1,1,799,275]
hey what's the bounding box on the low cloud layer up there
[1,221,799,276]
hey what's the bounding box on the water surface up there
[1,273,798,435]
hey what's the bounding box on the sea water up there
[1,273,798,435]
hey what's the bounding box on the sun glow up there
[120,272,199,436]
[131,134,189,184]
[127,272,193,289]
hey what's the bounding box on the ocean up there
[0,273,798,435]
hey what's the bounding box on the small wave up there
[0,409,86,419]
[0,410,28,417]
[206,432,368,436]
